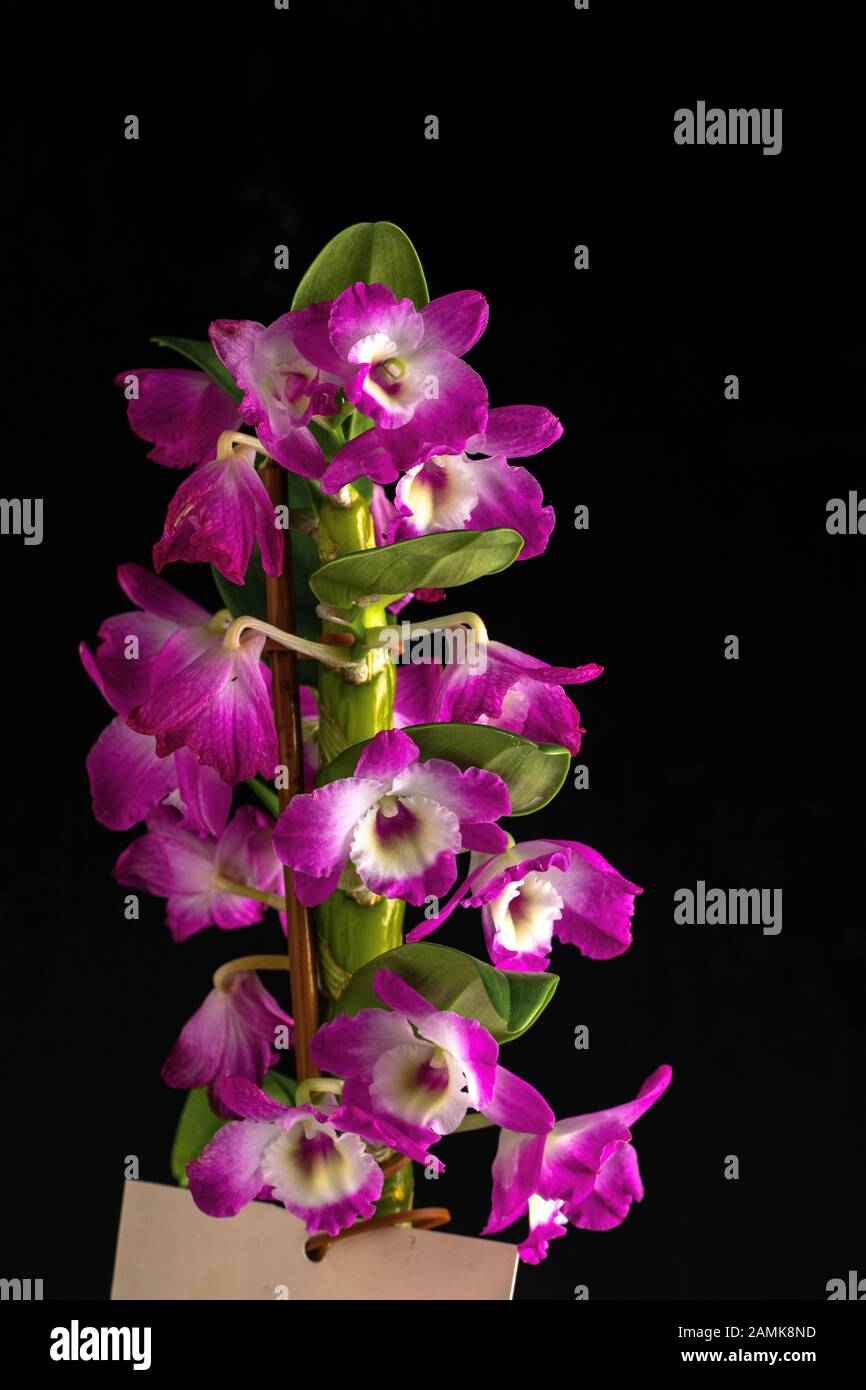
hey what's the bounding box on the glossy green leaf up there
[151,335,241,401]
[337,942,558,1043]
[170,1069,296,1186]
[317,722,570,816]
[310,529,523,607]
[292,222,429,311]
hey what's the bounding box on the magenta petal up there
[539,1066,672,1208]
[320,430,403,490]
[393,661,443,725]
[482,1129,545,1236]
[412,588,448,605]
[266,424,328,481]
[466,405,563,459]
[212,310,334,481]
[328,282,424,361]
[518,1199,570,1264]
[86,717,177,831]
[111,806,265,942]
[214,805,281,899]
[171,747,232,838]
[482,1066,555,1135]
[370,484,398,548]
[436,640,601,756]
[406,349,488,452]
[161,973,292,1111]
[537,1114,632,1208]
[187,1117,277,1217]
[598,1065,673,1131]
[372,970,498,1109]
[421,290,489,355]
[291,300,350,378]
[465,841,574,907]
[355,728,420,781]
[128,633,278,785]
[148,622,223,691]
[467,455,555,561]
[460,822,510,854]
[434,658,515,727]
[153,449,283,585]
[116,367,240,469]
[488,640,604,689]
[208,319,265,379]
[79,611,177,716]
[521,682,586,755]
[310,1007,415,1081]
[567,1142,645,1231]
[329,1100,444,1170]
[391,757,511,826]
[292,867,342,907]
[338,1080,445,1167]
[217,1075,295,1122]
[116,562,211,627]
[543,839,643,960]
[272,777,386,878]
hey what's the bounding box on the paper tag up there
[111,1181,518,1301]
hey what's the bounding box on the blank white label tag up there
[111,1181,518,1301]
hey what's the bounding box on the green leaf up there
[247,777,280,818]
[454,1112,494,1133]
[292,222,429,311]
[310,529,524,607]
[170,1087,224,1187]
[346,409,374,441]
[318,722,570,816]
[170,1070,296,1187]
[338,942,558,1044]
[262,1070,296,1105]
[151,335,242,401]
[211,553,267,625]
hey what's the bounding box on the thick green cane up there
[312,485,414,1215]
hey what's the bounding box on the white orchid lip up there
[370,1041,471,1132]
[491,872,564,953]
[401,455,478,532]
[349,334,420,419]
[260,1118,370,1210]
[349,331,398,366]
[350,793,461,884]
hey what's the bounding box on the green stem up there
[311,487,412,1214]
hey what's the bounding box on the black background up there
[3,5,863,1303]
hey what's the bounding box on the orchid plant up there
[84,222,670,1266]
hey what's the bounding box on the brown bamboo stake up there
[263,459,319,1080]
